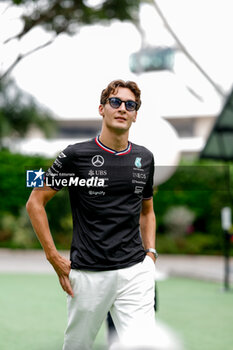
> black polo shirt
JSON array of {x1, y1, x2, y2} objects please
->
[{"x1": 46, "y1": 136, "x2": 154, "y2": 271}]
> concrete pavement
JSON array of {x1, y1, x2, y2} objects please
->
[
  {"x1": 156, "y1": 254, "x2": 233, "y2": 283},
  {"x1": 0, "y1": 249, "x2": 233, "y2": 284}
]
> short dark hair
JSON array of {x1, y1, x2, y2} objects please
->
[{"x1": 100, "y1": 79, "x2": 141, "y2": 110}]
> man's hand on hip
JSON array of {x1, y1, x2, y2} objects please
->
[
  {"x1": 146, "y1": 252, "x2": 156, "y2": 263},
  {"x1": 48, "y1": 253, "x2": 74, "y2": 298}
]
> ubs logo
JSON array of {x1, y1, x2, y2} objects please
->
[{"x1": 92, "y1": 155, "x2": 104, "y2": 167}]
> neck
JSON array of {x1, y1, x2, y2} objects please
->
[{"x1": 99, "y1": 127, "x2": 129, "y2": 152}]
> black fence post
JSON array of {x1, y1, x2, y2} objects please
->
[
  {"x1": 221, "y1": 207, "x2": 232, "y2": 291},
  {"x1": 223, "y1": 230, "x2": 231, "y2": 291}
]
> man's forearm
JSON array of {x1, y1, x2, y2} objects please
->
[
  {"x1": 26, "y1": 200, "x2": 58, "y2": 261},
  {"x1": 140, "y1": 211, "x2": 156, "y2": 248},
  {"x1": 140, "y1": 211, "x2": 156, "y2": 262},
  {"x1": 26, "y1": 188, "x2": 74, "y2": 297}
]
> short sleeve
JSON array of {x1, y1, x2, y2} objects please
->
[
  {"x1": 142, "y1": 155, "x2": 154, "y2": 200},
  {"x1": 45, "y1": 146, "x2": 73, "y2": 191}
]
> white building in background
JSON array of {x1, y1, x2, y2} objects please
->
[{"x1": 163, "y1": 113, "x2": 217, "y2": 158}]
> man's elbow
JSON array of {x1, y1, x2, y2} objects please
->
[
  {"x1": 26, "y1": 194, "x2": 41, "y2": 215},
  {"x1": 26, "y1": 197, "x2": 34, "y2": 215},
  {"x1": 141, "y1": 208, "x2": 155, "y2": 219}
]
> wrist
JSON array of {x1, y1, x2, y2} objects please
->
[
  {"x1": 46, "y1": 249, "x2": 59, "y2": 263},
  {"x1": 145, "y1": 248, "x2": 158, "y2": 259}
]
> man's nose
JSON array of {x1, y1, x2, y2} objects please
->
[{"x1": 118, "y1": 101, "x2": 126, "y2": 111}]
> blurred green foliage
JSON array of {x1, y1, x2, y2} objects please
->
[
  {"x1": 0, "y1": 150, "x2": 232, "y2": 254},
  {"x1": 1, "y1": 0, "x2": 144, "y2": 81},
  {"x1": 9, "y1": 0, "x2": 142, "y2": 38},
  {"x1": 0, "y1": 79, "x2": 56, "y2": 148},
  {"x1": 163, "y1": 205, "x2": 195, "y2": 237},
  {"x1": 0, "y1": 149, "x2": 72, "y2": 249},
  {"x1": 154, "y1": 159, "x2": 233, "y2": 254}
]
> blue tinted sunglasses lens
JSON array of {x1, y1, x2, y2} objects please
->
[
  {"x1": 109, "y1": 98, "x2": 121, "y2": 108},
  {"x1": 125, "y1": 101, "x2": 137, "y2": 111}
]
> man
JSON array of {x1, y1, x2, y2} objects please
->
[{"x1": 26, "y1": 79, "x2": 158, "y2": 349}]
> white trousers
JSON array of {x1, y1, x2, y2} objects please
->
[{"x1": 62, "y1": 255, "x2": 157, "y2": 350}]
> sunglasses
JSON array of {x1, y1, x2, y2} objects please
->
[{"x1": 108, "y1": 97, "x2": 138, "y2": 111}]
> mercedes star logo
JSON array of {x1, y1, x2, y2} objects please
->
[{"x1": 92, "y1": 155, "x2": 104, "y2": 167}]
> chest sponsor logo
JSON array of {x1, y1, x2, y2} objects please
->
[
  {"x1": 134, "y1": 186, "x2": 143, "y2": 194},
  {"x1": 134, "y1": 157, "x2": 142, "y2": 168},
  {"x1": 54, "y1": 159, "x2": 62, "y2": 168},
  {"x1": 133, "y1": 172, "x2": 146, "y2": 179},
  {"x1": 89, "y1": 169, "x2": 107, "y2": 176},
  {"x1": 88, "y1": 190, "x2": 105, "y2": 196},
  {"x1": 92, "y1": 155, "x2": 104, "y2": 167}
]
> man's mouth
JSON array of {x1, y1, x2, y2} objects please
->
[{"x1": 115, "y1": 117, "x2": 126, "y2": 121}]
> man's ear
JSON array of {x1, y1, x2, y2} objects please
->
[{"x1": 99, "y1": 104, "x2": 104, "y2": 117}]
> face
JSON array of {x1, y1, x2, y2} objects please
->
[{"x1": 99, "y1": 87, "x2": 137, "y2": 133}]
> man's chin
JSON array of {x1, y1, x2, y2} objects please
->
[
  {"x1": 113, "y1": 121, "x2": 132, "y2": 131},
  {"x1": 112, "y1": 125, "x2": 130, "y2": 134}
]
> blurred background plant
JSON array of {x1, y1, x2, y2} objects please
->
[
  {"x1": 0, "y1": 149, "x2": 72, "y2": 249},
  {"x1": 154, "y1": 158, "x2": 232, "y2": 255},
  {"x1": 0, "y1": 0, "x2": 142, "y2": 81},
  {"x1": 0, "y1": 208, "x2": 38, "y2": 248},
  {"x1": 0, "y1": 78, "x2": 56, "y2": 150},
  {"x1": 163, "y1": 205, "x2": 195, "y2": 237}
]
